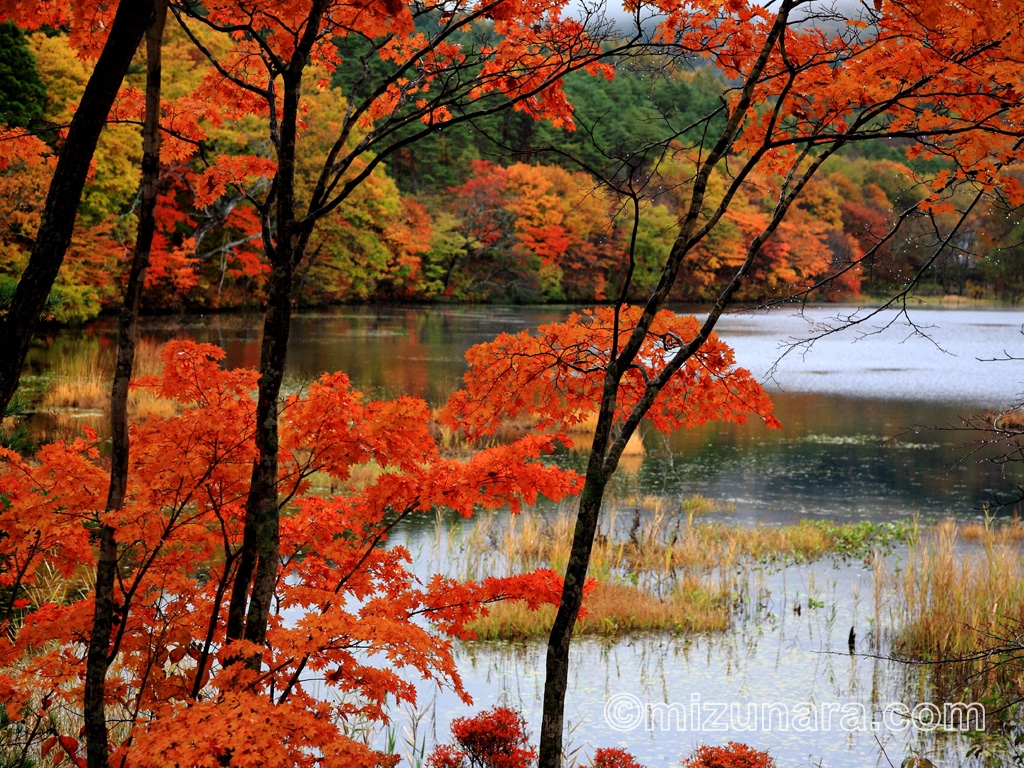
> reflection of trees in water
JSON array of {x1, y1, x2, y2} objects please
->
[{"x1": 27, "y1": 307, "x2": 1024, "y2": 520}]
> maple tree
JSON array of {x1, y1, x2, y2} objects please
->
[
  {"x1": 681, "y1": 742, "x2": 775, "y2": 768},
  {"x1": 83, "y1": 4, "x2": 169, "y2": 767},
  {"x1": 3, "y1": 0, "x2": 1024, "y2": 766},
  {"x1": 427, "y1": 708, "x2": 647, "y2": 768},
  {"x1": 0, "y1": 340, "x2": 583, "y2": 767},
  {"x1": 154, "y1": 3, "x2": 625, "y2": 745},
  {"x1": 1, "y1": 5, "x2": 623, "y2": 761}
]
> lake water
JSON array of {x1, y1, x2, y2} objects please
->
[
  {"x1": 33, "y1": 304, "x2": 1024, "y2": 520},
  {"x1": 29, "y1": 304, "x2": 1024, "y2": 766}
]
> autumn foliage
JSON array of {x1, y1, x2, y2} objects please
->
[
  {"x1": 6, "y1": 0, "x2": 1024, "y2": 763},
  {"x1": 680, "y1": 741, "x2": 776, "y2": 768},
  {"x1": 426, "y1": 708, "x2": 647, "y2": 768},
  {"x1": 0, "y1": 312, "x2": 777, "y2": 763},
  {"x1": 0, "y1": 341, "x2": 583, "y2": 767},
  {"x1": 428, "y1": 707, "x2": 538, "y2": 768},
  {"x1": 442, "y1": 306, "x2": 781, "y2": 440},
  {"x1": 591, "y1": 748, "x2": 646, "y2": 768},
  {"x1": 5, "y1": 0, "x2": 1024, "y2": 321}
]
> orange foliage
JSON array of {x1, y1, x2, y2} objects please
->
[
  {"x1": 0, "y1": 341, "x2": 583, "y2": 766},
  {"x1": 428, "y1": 707, "x2": 538, "y2": 768},
  {"x1": 681, "y1": 742, "x2": 775, "y2": 768},
  {"x1": 443, "y1": 306, "x2": 780, "y2": 440},
  {"x1": 445, "y1": 161, "x2": 617, "y2": 301},
  {"x1": 593, "y1": 748, "x2": 646, "y2": 768}
]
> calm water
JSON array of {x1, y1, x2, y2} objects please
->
[
  {"x1": 30, "y1": 304, "x2": 1024, "y2": 520},
  {"x1": 28, "y1": 304, "x2": 1024, "y2": 766}
]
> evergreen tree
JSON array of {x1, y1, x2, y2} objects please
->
[{"x1": 0, "y1": 21, "x2": 46, "y2": 129}]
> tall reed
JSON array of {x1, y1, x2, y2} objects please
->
[
  {"x1": 41, "y1": 338, "x2": 176, "y2": 419},
  {"x1": 888, "y1": 520, "x2": 1024, "y2": 660}
]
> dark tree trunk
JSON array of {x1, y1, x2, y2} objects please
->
[
  {"x1": 537, "y1": 480, "x2": 607, "y2": 767},
  {"x1": 228, "y1": 254, "x2": 293, "y2": 652},
  {"x1": 535, "y1": 9, "x2": 792, "y2": 761},
  {"x1": 0, "y1": 0, "x2": 156, "y2": 419},
  {"x1": 84, "y1": 4, "x2": 166, "y2": 766},
  {"x1": 226, "y1": 67, "x2": 303, "y2": 655},
  {"x1": 538, "y1": 394, "x2": 616, "y2": 768},
  {"x1": 223, "y1": 0, "x2": 334, "y2": 664}
]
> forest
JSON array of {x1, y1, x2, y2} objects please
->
[{"x1": 3, "y1": 16, "x2": 1024, "y2": 323}]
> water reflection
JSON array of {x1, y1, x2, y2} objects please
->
[{"x1": 27, "y1": 305, "x2": 1024, "y2": 519}]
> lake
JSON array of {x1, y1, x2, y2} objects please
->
[
  {"x1": 27, "y1": 303, "x2": 1024, "y2": 766},
  {"x1": 31, "y1": 303, "x2": 1024, "y2": 520}
]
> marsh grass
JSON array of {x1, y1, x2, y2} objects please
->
[
  {"x1": 882, "y1": 519, "x2": 1024, "y2": 714},
  {"x1": 959, "y1": 516, "x2": 1024, "y2": 544},
  {"x1": 469, "y1": 579, "x2": 731, "y2": 640},
  {"x1": 456, "y1": 505, "x2": 913, "y2": 640},
  {"x1": 500, "y1": 505, "x2": 914, "y2": 579},
  {"x1": 305, "y1": 463, "x2": 390, "y2": 496},
  {"x1": 889, "y1": 520, "x2": 1024, "y2": 660},
  {"x1": 39, "y1": 339, "x2": 178, "y2": 422},
  {"x1": 562, "y1": 412, "x2": 645, "y2": 456},
  {"x1": 427, "y1": 409, "x2": 645, "y2": 459},
  {"x1": 42, "y1": 343, "x2": 110, "y2": 410},
  {"x1": 22, "y1": 560, "x2": 94, "y2": 609}
]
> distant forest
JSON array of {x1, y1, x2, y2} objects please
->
[{"x1": 2, "y1": 19, "x2": 1023, "y2": 322}]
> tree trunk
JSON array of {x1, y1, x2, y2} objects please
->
[
  {"x1": 537, "y1": 479, "x2": 607, "y2": 767},
  {"x1": 235, "y1": 256, "x2": 293, "y2": 651},
  {"x1": 226, "y1": 67, "x2": 303, "y2": 656},
  {"x1": 538, "y1": 393, "x2": 617, "y2": 768},
  {"x1": 84, "y1": 4, "x2": 166, "y2": 766},
  {"x1": 0, "y1": 0, "x2": 156, "y2": 418}
]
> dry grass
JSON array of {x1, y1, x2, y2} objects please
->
[
  {"x1": 40, "y1": 339, "x2": 178, "y2": 421},
  {"x1": 42, "y1": 356, "x2": 108, "y2": 409},
  {"x1": 958, "y1": 516, "x2": 1024, "y2": 543},
  {"x1": 428, "y1": 409, "x2": 645, "y2": 457},
  {"x1": 449, "y1": 505, "x2": 912, "y2": 641},
  {"x1": 468, "y1": 579, "x2": 731, "y2": 640},
  {"x1": 888, "y1": 520, "x2": 1024, "y2": 660},
  {"x1": 993, "y1": 409, "x2": 1024, "y2": 429},
  {"x1": 501, "y1": 505, "x2": 911, "y2": 581},
  {"x1": 305, "y1": 462, "x2": 391, "y2": 496},
  {"x1": 562, "y1": 412, "x2": 645, "y2": 456}
]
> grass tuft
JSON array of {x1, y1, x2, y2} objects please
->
[
  {"x1": 889, "y1": 520, "x2": 1024, "y2": 660},
  {"x1": 40, "y1": 339, "x2": 178, "y2": 421},
  {"x1": 452, "y1": 505, "x2": 913, "y2": 640},
  {"x1": 469, "y1": 579, "x2": 731, "y2": 640}
]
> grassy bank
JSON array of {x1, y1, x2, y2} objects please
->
[
  {"x1": 471, "y1": 579, "x2": 732, "y2": 640},
  {"x1": 874, "y1": 518, "x2": 1024, "y2": 720},
  {"x1": 455, "y1": 505, "x2": 915, "y2": 640},
  {"x1": 10, "y1": 340, "x2": 180, "y2": 445}
]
